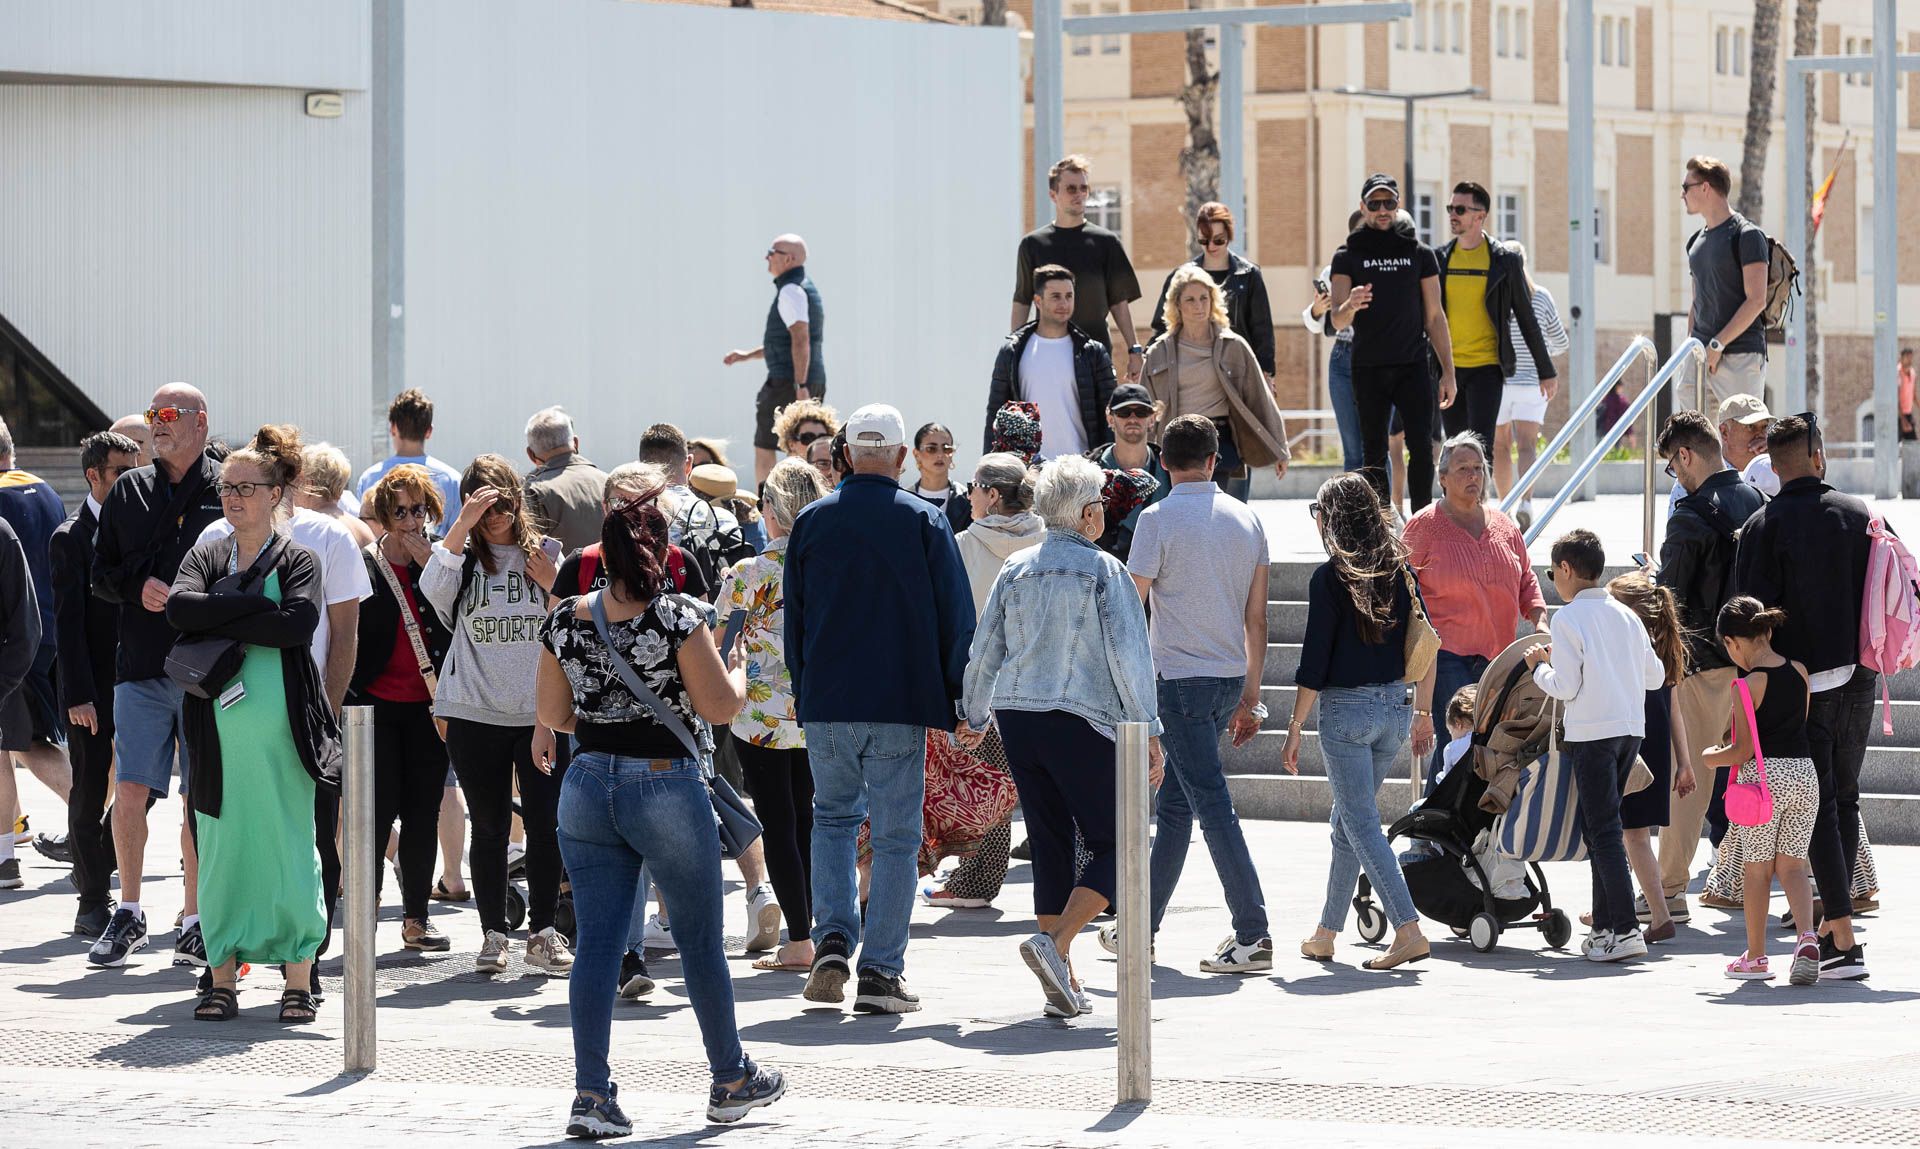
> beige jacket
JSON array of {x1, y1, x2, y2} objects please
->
[
  {"x1": 1140, "y1": 323, "x2": 1290, "y2": 468},
  {"x1": 957, "y1": 512, "x2": 1046, "y2": 616},
  {"x1": 525, "y1": 452, "x2": 610, "y2": 554},
  {"x1": 1471, "y1": 633, "x2": 1556, "y2": 814}
]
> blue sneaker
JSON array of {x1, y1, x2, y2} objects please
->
[
  {"x1": 566, "y1": 1084, "x2": 631, "y2": 1140},
  {"x1": 707, "y1": 1060, "x2": 786, "y2": 1124}
]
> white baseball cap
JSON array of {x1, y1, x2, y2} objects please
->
[{"x1": 845, "y1": 404, "x2": 906, "y2": 449}]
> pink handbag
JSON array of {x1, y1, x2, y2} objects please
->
[{"x1": 1725, "y1": 678, "x2": 1775, "y2": 828}]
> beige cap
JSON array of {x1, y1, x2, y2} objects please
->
[
  {"x1": 689, "y1": 463, "x2": 738, "y2": 500},
  {"x1": 1715, "y1": 393, "x2": 1772, "y2": 426}
]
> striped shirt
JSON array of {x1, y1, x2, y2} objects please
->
[{"x1": 1507, "y1": 284, "x2": 1569, "y2": 385}]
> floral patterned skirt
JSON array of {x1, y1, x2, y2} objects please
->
[{"x1": 858, "y1": 729, "x2": 1020, "y2": 876}]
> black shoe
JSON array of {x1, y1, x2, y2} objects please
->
[
  {"x1": 852, "y1": 970, "x2": 921, "y2": 1015},
  {"x1": 1780, "y1": 901, "x2": 1825, "y2": 933},
  {"x1": 618, "y1": 950, "x2": 655, "y2": 1000},
  {"x1": 174, "y1": 921, "x2": 208, "y2": 968},
  {"x1": 1010, "y1": 838, "x2": 1033, "y2": 862},
  {"x1": 803, "y1": 933, "x2": 852, "y2": 1004},
  {"x1": 87, "y1": 907, "x2": 149, "y2": 967},
  {"x1": 566, "y1": 1082, "x2": 632, "y2": 1140},
  {"x1": 73, "y1": 902, "x2": 115, "y2": 938},
  {"x1": 32, "y1": 833, "x2": 71, "y2": 865},
  {"x1": 707, "y1": 1059, "x2": 786, "y2": 1123},
  {"x1": 1818, "y1": 937, "x2": 1869, "y2": 981},
  {"x1": 0, "y1": 858, "x2": 19, "y2": 890}
]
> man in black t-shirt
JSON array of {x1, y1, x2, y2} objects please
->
[
  {"x1": 1682, "y1": 155, "x2": 1771, "y2": 406},
  {"x1": 1328, "y1": 173, "x2": 1457, "y2": 511},
  {"x1": 1012, "y1": 155, "x2": 1145, "y2": 384}
]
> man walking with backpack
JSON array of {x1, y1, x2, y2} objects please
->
[{"x1": 1682, "y1": 156, "x2": 1773, "y2": 406}]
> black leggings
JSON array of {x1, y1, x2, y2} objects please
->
[
  {"x1": 370, "y1": 698, "x2": 447, "y2": 921},
  {"x1": 1354, "y1": 360, "x2": 1436, "y2": 511},
  {"x1": 1441, "y1": 364, "x2": 1506, "y2": 460},
  {"x1": 445, "y1": 717, "x2": 563, "y2": 935},
  {"x1": 735, "y1": 740, "x2": 814, "y2": 941},
  {"x1": 995, "y1": 709, "x2": 1117, "y2": 916}
]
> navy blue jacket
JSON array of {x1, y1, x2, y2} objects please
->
[
  {"x1": 0, "y1": 469, "x2": 66, "y2": 644},
  {"x1": 784, "y1": 473, "x2": 975, "y2": 729}
]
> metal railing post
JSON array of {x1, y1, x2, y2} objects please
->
[
  {"x1": 1499, "y1": 335, "x2": 1656, "y2": 515},
  {"x1": 1641, "y1": 371, "x2": 1658, "y2": 559},
  {"x1": 343, "y1": 706, "x2": 377, "y2": 1073},
  {"x1": 1115, "y1": 721, "x2": 1152, "y2": 1104}
]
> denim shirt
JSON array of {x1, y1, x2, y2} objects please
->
[{"x1": 962, "y1": 528, "x2": 1162, "y2": 738}]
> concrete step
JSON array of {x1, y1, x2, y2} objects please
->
[
  {"x1": 1267, "y1": 560, "x2": 1634, "y2": 604},
  {"x1": 1266, "y1": 599, "x2": 1563, "y2": 640}
]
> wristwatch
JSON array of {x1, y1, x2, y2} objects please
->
[
  {"x1": 1128, "y1": 344, "x2": 1146, "y2": 356},
  {"x1": 1412, "y1": 708, "x2": 1432, "y2": 718},
  {"x1": 1707, "y1": 337, "x2": 1725, "y2": 353}
]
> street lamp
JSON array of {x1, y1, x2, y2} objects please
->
[{"x1": 1332, "y1": 85, "x2": 1484, "y2": 216}]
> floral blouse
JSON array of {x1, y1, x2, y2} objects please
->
[
  {"x1": 540, "y1": 591, "x2": 718, "y2": 761},
  {"x1": 723, "y1": 537, "x2": 803, "y2": 749}
]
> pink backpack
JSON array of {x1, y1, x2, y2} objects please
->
[{"x1": 1859, "y1": 517, "x2": 1920, "y2": 734}]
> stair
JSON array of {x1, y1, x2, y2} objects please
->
[
  {"x1": 1232, "y1": 560, "x2": 1920, "y2": 846},
  {"x1": 12, "y1": 447, "x2": 83, "y2": 511}
]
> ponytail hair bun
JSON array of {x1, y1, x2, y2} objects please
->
[
  {"x1": 1716, "y1": 595, "x2": 1787, "y2": 640},
  {"x1": 227, "y1": 423, "x2": 305, "y2": 490}
]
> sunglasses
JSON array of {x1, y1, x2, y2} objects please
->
[
  {"x1": 217, "y1": 481, "x2": 270, "y2": 498},
  {"x1": 145, "y1": 405, "x2": 200, "y2": 425},
  {"x1": 795, "y1": 429, "x2": 829, "y2": 447},
  {"x1": 389, "y1": 504, "x2": 429, "y2": 521},
  {"x1": 1680, "y1": 181, "x2": 1704, "y2": 194},
  {"x1": 1307, "y1": 502, "x2": 1321, "y2": 519},
  {"x1": 1112, "y1": 405, "x2": 1155, "y2": 418},
  {"x1": 1365, "y1": 197, "x2": 1398, "y2": 211},
  {"x1": 1446, "y1": 204, "x2": 1481, "y2": 216},
  {"x1": 1200, "y1": 234, "x2": 1230, "y2": 247},
  {"x1": 765, "y1": 247, "x2": 790, "y2": 259}
]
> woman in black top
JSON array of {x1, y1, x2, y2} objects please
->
[
  {"x1": 1147, "y1": 201, "x2": 1277, "y2": 379},
  {"x1": 904, "y1": 422, "x2": 971, "y2": 535},
  {"x1": 535, "y1": 489, "x2": 785, "y2": 1135},
  {"x1": 1282, "y1": 473, "x2": 1430, "y2": 971}
]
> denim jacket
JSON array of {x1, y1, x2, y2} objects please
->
[{"x1": 962, "y1": 528, "x2": 1161, "y2": 737}]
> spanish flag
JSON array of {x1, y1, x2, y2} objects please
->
[{"x1": 1811, "y1": 131, "x2": 1852, "y2": 235}]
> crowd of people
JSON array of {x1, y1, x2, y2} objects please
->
[{"x1": 0, "y1": 148, "x2": 1898, "y2": 1140}]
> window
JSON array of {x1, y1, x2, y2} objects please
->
[
  {"x1": 1415, "y1": 187, "x2": 1440, "y2": 246},
  {"x1": 1515, "y1": 9, "x2": 1528, "y2": 57},
  {"x1": 1451, "y1": 3, "x2": 1464, "y2": 53},
  {"x1": 1099, "y1": 1, "x2": 1121, "y2": 55},
  {"x1": 1414, "y1": 0, "x2": 1427, "y2": 49},
  {"x1": 1715, "y1": 27, "x2": 1728, "y2": 74},
  {"x1": 1594, "y1": 192, "x2": 1612, "y2": 265},
  {"x1": 1496, "y1": 191, "x2": 1524, "y2": 243},
  {"x1": 1732, "y1": 28, "x2": 1746, "y2": 75},
  {"x1": 1496, "y1": 6, "x2": 1509, "y2": 56},
  {"x1": 1617, "y1": 15, "x2": 1630, "y2": 67},
  {"x1": 1863, "y1": 39, "x2": 1872, "y2": 86},
  {"x1": 1600, "y1": 16, "x2": 1614, "y2": 66},
  {"x1": 1861, "y1": 205, "x2": 1875, "y2": 280},
  {"x1": 1070, "y1": 2, "x2": 1091, "y2": 55},
  {"x1": 1086, "y1": 186, "x2": 1123, "y2": 234},
  {"x1": 1845, "y1": 37, "x2": 1856, "y2": 84},
  {"x1": 1395, "y1": 13, "x2": 1408, "y2": 49},
  {"x1": 1431, "y1": 1, "x2": 1445, "y2": 52}
]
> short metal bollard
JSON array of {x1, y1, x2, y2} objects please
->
[
  {"x1": 342, "y1": 706, "x2": 377, "y2": 1073},
  {"x1": 1115, "y1": 721, "x2": 1153, "y2": 1104}
]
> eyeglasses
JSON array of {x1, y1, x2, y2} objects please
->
[
  {"x1": 1200, "y1": 234, "x2": 1230, "y2": 248},
  {"x1": 1446, "y1": 204, "x2": 1481, "y2": 216},
  {"x1": 1680, "y1": 181, "x2": 1704, "y2": 194},
  {"x1": 765, "y1": 247, "x2": 790, "y2": 259},
  {"x1": 1307, "y1": 502, "x2": 1321, "y2": 519},
  {"x1": 216, "y1": 481, "x2": 269, "y2": 498},
  {"x1": 918, "y1": 443, "x2": 956, "y2": 455},
  {"x1": 389, "y1": 504, "x2": 428, "y2": 521},
  {"x1": 795, "y1": 429, "x2": 829, "y2": 447},
  {"x1": 1365, "y1": 197, "x2": 1398, "y2": 211},
  {"x1": 145, "y1": 406, "x2": 201, "y2": 425}
]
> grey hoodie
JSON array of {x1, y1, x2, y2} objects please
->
[
  {"x1": 957, "y1": 512, "x2": 1046, "y2": 616},
  {"x1": 419, "y1": 541, "x2": 549, "y2": 727}
]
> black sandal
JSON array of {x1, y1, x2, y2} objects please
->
[
  {"x1": 278, "y1": 988, "x2": 320, "y2": 1024},
  {"x1": 432, "y1": 879, "x2": 472, "y2": 903},
  {"x1": 194, "y1": 986, "x2": 238, "y2": 1021}
]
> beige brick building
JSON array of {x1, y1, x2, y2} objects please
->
[{"x1": 917, "y1": 0, "x2": 1920, "y2": 448}]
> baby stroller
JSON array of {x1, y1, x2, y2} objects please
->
[{"x1": 1349, "y1": 739, "x2": 1573, "y2": 954}]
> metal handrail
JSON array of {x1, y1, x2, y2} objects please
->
[
  {"x1": 1522, "y1": 339, "x2": 1709, "y2": 553},
  {"x1": 1499, "y1": 334, "x2": 1658, "y2": 514}
]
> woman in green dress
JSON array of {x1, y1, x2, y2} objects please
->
[{"x1": 168, "y1": 425, "x2": 341, "y2": 1022}]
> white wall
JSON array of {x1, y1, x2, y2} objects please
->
[
  {"x1": 403, "y1": 0, "x2": 1022, "y2": 475},
  {"x1": 0, "y1": 0, "x2": 367, "y2": 89}
]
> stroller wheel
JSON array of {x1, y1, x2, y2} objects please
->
[
  {"x1": 505, "y1": 883, "x2": 529, "y2": 932},
  {"x1": 1450, "y1": 925, "x2": 1470, "y2": 939},
  {"x1": 1541, "y1": 909, "x2": 1574, "y2": 950},
  {"x1": 1355, "y1": 902, "x2": 1388, "y2": 944},
  {"x1": 1468, "y1": 912, "x2": 1500, "y2": 953}
]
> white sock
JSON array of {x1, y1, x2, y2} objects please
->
[
  {"x1": 0, "y1": 837, "x2": 13, "y2": 862},
  {"x1": 182, "y1": 914, "x2": 200, "y2": 931},
  {"x1": 122, "y1": 900, "x2": 142, "y2": 919}
]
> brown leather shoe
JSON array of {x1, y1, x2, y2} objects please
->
[
  {"x1": 1300, "y1": 935, "x2": 1335, "y2": 961},
  {"x1": 1361, "y1": 936, "x2": 1430, "y2": 970},
  {"x1": 1643, "y1": 919, "x2": 1677, "y2": 944}
]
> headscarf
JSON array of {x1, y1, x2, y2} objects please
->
[
  {"x1": 991, "y1": 401, "x2": 1043, "y2": 464},
  {"x1": 1101, "y1": 468, "x2": 1160, "y2": 523}
]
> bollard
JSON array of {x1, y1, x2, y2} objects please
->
[
  {"x1": 1114, "y1": 721, "x2": 1152, "y2": 1104},
  {"x1": 342, "y1": 706, "x2": 377, "y2": 1073}
]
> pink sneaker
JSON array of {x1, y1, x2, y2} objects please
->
[{"x1": 1725, "y1": 953, "x2": 1773, "y2": 980}]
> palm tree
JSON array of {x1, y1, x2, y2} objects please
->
[
  {"x1": 1177, "y1": 5, "x2": 1220, "y2": 249},
  {"x1": 1793, "y1": 0, "x2": 1822, "y2": 412},
  {"x1": 982, "y1": 0, "x2": 1005, "y2": 26},
  {"x1": 1735, "y1": 0, "x2": 1783, "y2": 221}
]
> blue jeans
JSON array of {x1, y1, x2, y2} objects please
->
[
  {"x1": 557, "y1": 754, "x2": 746, "y2": 1093},
  {"x1": 1148, "y1": 676, "x2": 1269, "y2": 943},
  {"x1": 1316, "y1": 684, "x2": 1417, "y2": 931},
  {"x1": 1214, "y1": 419, "x2": 1251, "y2": 503},
  {"x1": 807, "y1": 721, "x2": 926, "y2": 978},
  {"x1": 1563, "y1": 736, "x2": 1641, "y2": 936},
  {"x1": 1327, "y1": 340, "x2": 1362, "y2": 472},
  {"x1": 1425, "y1": 650, "x2": 1489, "y2": 794}
]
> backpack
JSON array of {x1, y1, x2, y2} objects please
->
[
  {"x1": 1687, "y1": 219, "x2": 1801, "y2": 332},
  {"x1": 576, "y1": 543, "x2": 686, "y2": 596},
  {"x1": 1859, "y1": 517, "x2": 1920, "y2": 734}
]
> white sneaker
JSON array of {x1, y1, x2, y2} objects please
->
[
  {"x1": 476, "y1": 929, "x2": 511, "y2": 973},
  {"x1": 1586, "y1": 928, "x2": 1647, "y2": 963},
  {"x1": 505, "y1": 839, "x2": 528, "y2": 871},
  {"x1": 1199, "y1": 935, "x2": 1274, "y2": 974},
  {"x1": 525, "y1": 926, "x2": 575, "y2": 975},
  {"x1": 1042, "y1": 983, "x2": 1091, "y2": 1018},
  {"x1": 1580, "y1": 929, "x2": 1611, "y2": 956},
  {"x1": 642, "y1": 913, "x2": 676, "y2": 953},
  {"x1": 1095, "y1": 922, "x2": 1154, "y2": 961},
  {"x1": 744, "y1": 885, "x2": 781, "y2": 953},
  {"x1": 919, "y1": 883, "x2": 990, "y2": 909}
]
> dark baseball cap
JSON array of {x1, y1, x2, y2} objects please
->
[
  {"x1": 1360, "y1": 173, "x2": 1399, "y2": 201},
  {"x1": 1108, "y1": 383, "x2": 1155, "y2": 413}
]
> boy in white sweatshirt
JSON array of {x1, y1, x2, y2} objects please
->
[{"x1": 1524, "y1": 529, "x2": 1667, "y2": 963}]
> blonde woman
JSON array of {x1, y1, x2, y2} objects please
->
[
  {"x1": 770, "y1": 400, "x2": 839, "y2": 466},
  {"x1": 1141, "y1": 266, "x2": 1290, "y2": 502},
  {"x1": 296, "y1": 442, "x2": 376, "y2": 547}
]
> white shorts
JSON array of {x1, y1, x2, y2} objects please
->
[{"x1": 1497, "y1": 381, "x2": 1549, "y2": 426}]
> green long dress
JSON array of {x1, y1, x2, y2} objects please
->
[{"x1": 193, "y1": 571, "x2": 328, "y2": 969}]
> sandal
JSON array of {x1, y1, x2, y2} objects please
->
[
  {"x1": 432, "y1": 879, "x2": 472, "y2": 903},
  {"x1": 194, "y1": 986, "x2": 238, "y2": 1021},
  {"x1": 279, "y1": 988, "x2": 320, "y2": 1024},
  {"x1": 751, "y1": 956, "x2": 813, "y2": 972},
  {"x1": 1724, "y1": 953, "x2": 1773, "y2": 980}
]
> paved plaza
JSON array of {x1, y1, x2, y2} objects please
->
[{"x1": 4, "y1": 780, "x2": 1920, "y2": 1147}]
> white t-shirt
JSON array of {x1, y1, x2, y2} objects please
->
[
  {"x1": 198, "y1": 507, "x2": 373, "y2": 678},
  {"x1": 776, "y1": 283, "x2": 810, "y2": 327},
  {"x1": 1019, "y1": 334, "x2": 1088, "y2": 460}
]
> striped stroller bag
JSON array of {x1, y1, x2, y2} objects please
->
[{"x1": 1494, "y1": 703, "x2": 1588, "y2": 863}]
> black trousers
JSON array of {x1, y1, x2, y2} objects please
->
[
  {"x1": 315, "y1": 786, "x2": 341, "y2": 958},
  {"x1": 445, "y1": 716, "x2": 563, "y2": 935},
  {"x1": 995, "y1": 708, "x2": 1117, "y2": 916},
  {"x1": 64, "y1": 710, "x2": 117, "y2": 910},
  {"x1": 371, "y1": 698, "x2": 447, "y2": 921},
  {"x1": 1353, "y1": 360, "x2": 1436, "y2": 511},
  {"x1": 1441, "y1": 364, "x2": 1507, "y2": 459},
  {"x1": 1805, "y1": 668, "x2": 1877, "y2": 921},
  {"x1": 735, "y1": 740, "x2": 814, "y2": 941}
]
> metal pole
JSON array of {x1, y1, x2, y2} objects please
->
[
  {"x1": 1785, "y1": 58, "x2": 1810, "y2": 416},
  {"x1": 1641, "y1": 365, "x2": 1657, "y2": 558},
  {"x1": 1033, "y1": 0, "x2": 1065, "y2": 233},
  {"x1": 370, "y1": 0, "x2": 405, "y2": 465},
  {"x1": 343, "y1": 706, "x2": 377, "y2": 1073},
  {"x1": 1567, "y1": 0, "x2": 1596, "y2": 502},
  {"x1": 1402, "y1": 96, "x2": 1415, "y2": 206},
  {"x1": 1219, "y1": 24, "x2": 1245, "y2": 232},
  {"x1": 1871, "y1": 0, "x2": 1898, "y2": 497},
  {"x1": 1115, "y1": 721, "x2": 1152, "y2": 1104}
]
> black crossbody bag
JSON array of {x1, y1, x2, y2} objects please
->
[{"x1": 165, "y1": 535, "x2": 284, "y2": 699}]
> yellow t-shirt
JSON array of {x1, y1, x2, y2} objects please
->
[{"x1": 1445, "y1": 241, "x2": 1499, "y2": 369}]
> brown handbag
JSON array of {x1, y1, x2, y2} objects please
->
[{"x1": 1402, "y1": 565, "x2": 1442, "y2": 683}]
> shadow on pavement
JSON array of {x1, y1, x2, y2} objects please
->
[
  {"x1": 0, "y1": 932, "x2": 100, "y2": 967},
  {"x1": 736, "y1": 1011, "x2": 1120, "y2": 1056}
]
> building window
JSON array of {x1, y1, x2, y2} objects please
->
[
  {"x1": 1451, "y1": 3, "x2": 1464, "y2": 53},
  {"x1": 1496, "y1": 191, "x2": 1524, "y2": 243},
  {"x1": 1860, "y1": 205, "x2": 1875, "y2": 280},
  {"x1": 1715, "y1": 27, "x2": 1728, "y2": 74},
  {"x1": 1395, "y1": 13, "x2": 1408, "y2": 49},
  {"x1": 1732, "y1": 28, "x2": 1746, "y2": 75},
  {"x1": 1414, "y1": 0, "x2": 1428, "y2": 49},
  {"x1": 1432, "y1": 1, "x2": 1445, "y2": 52},
  {"x1": 1496, "y1": 6, "x2": 1509, "y2": 57},
  {"x1": 1863, "y1": 39, "x2": 1872, "y2": 86},
  {"x1": 1515, "y1": 9, "x2": 1528, "y2": 57},
  {"x1": 1100, "y1": 1, "x2": 1121, "y2": 54},
  {"x1": 1845, "y1": 37, "x2": 1856, "y2": 84},
  {"x1": 1086, "y1": 186, "x2": 1123, "y2": 234},
  {"x1": 1594, "y1": 192, "x2": 1612, "y2": 265},
  {"x1": 1070, "y1": 2, "x2": 1091, "y2": 55},
  {"x1": 1600, "y1": 16, "x2": 1614, "y2": 66},
  {"x1": 1617, "y1": 15, "x2": 1630, "y2": 67},
  {"x1": 1415, "y1": 187, "x2": 1440, "y2": 246}
]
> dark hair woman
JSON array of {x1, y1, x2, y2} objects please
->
[
  {"x1": 537, "y1": 490, "x2": 785, "y2": 1136},
  {"x1": 168, "y1": 425, "x2": 340, "y2": 1022},
  {"x1": 1284, "y1": 472, "x2": 1430, "y2": 971},
  {"x1": 348, "y1": 464, "x2": 453, "y2": 953},
  {"x1": 905, "y1": 422, "x2": 972, "y2": 534}
]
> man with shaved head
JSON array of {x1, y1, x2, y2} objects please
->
[
  {"x1": 724, "y1": 233, "x2": 827, "y2": 484},
  {"x1": 86, "y1": 382, "x2": 226, "y2": 970}
]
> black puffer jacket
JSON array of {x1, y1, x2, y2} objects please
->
[{"x1": 984, "y1": 321, "x2": 1117, "y2": 454}]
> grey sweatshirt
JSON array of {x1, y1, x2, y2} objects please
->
[{"x1": 420, "y1": 541, "x2": 548, "y2": 727}]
